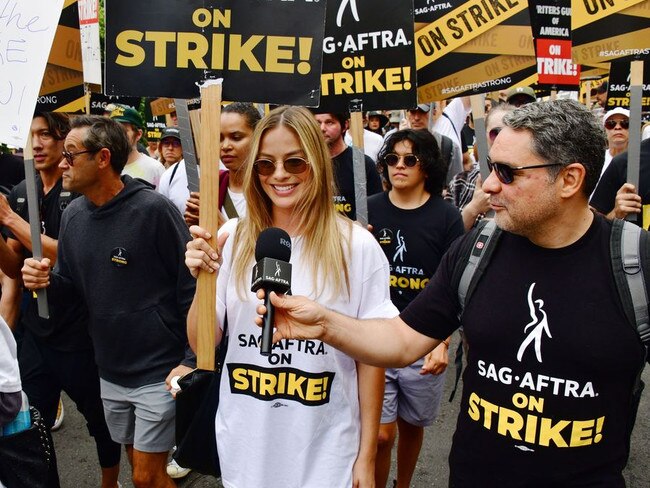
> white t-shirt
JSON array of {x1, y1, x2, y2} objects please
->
[
  {"x1": 158, "y1": 160, "x2": 191, "y2": 215},
  {"x1": 433, "y1": 97, "x2": 470, "y2": 150},
  {"x1": 215, "y1": 219, "x2": 398, "y2": 488},
  {"x1": 122, "y1": 154, "x2": 165, "y2": 189},
  {"x1": 158, "y1": 163, "x2": 246, "y2": 219},
  {"x1": 0, "y1": 317, "x2": 20, "y2": 394}
]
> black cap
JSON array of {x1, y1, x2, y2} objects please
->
[
  {"x1": 255, "y1": 227, "x2": 292, "y2": 262},
  {"x1": 160, "y1": 126, "x2": 181, "y2": 141}
]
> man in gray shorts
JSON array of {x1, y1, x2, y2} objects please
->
[
  {"x1": 368, "y1": 128, "x2": 464, "y2": 487},
  {"x1": 22, "y1": 115, "x2": 195, "y2": 488}
]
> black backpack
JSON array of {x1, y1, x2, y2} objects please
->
[{"x1": 448, "y1": 218, "x2": 649, "y2": 400}]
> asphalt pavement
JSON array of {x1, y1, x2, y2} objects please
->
[{"x1": 53, "y1": 348, "x2": 650, "y2": 487}]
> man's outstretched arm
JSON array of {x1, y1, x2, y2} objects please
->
[{"x1": 256, "y1": 291, "x2": 440, "y2": 368}]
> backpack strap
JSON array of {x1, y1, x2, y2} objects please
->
[
  {"x1": 448, "y1": 219, "x2": 501, "y2": 401},
  {"x1": 456, "y1": 219, "x2": 502, "y2": 314},
  {"x1": 610, "y1": 219, "x2": 650, "y2": 350}
]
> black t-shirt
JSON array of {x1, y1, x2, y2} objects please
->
[
  {"x1": 7, "y1": 177, "x2": 90, "y2": 351},
  {"x1": 401, "y1": 214, "x2": 645, "y2": 487},
  {"x1": 590, "y1": 139, "x2": 650, "y2": 228},
  {"x1": 368, "y1": 192, "x2": 463, "y2": 311},
  {"x1": 332, "y1": 146, "x2": 383, "y2": 220}
]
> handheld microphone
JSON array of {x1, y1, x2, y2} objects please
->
[{"x1": 251, "y1": 227, "x2": 292, "y2": 355}]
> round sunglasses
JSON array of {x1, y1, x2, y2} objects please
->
[
  {"x1": 487, "y1": 157, "x2": 563, "y2": 184},
  {"x1": 383, "y1": 153, "x2": 420, "y2": 167},
  {"x1": 604, "y1": 119, "x2": 629, "y2": 130},
  {"x1": 253, "y1": 157, "x2": 310, "y2": 176}
]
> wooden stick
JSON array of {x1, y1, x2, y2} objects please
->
[
  {"x1": 196, "y1": 81, "x2": 222, "y2": 370},
  {"x1": 626, "y1": 60, "x2": 644, "y2": 225}
]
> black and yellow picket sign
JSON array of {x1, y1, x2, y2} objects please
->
[
  {"x1": 37, "y1": 0, "x2": 86, "y2": 114},
  {"x1": 415, "y1": 0, "x2": 537, "y2": 101},
  {"x1": 607, "y1": 60, "x2": 650, "y2": 111},
  {"x1": 105, "y1": 0, "x2": 326, "y2": 106},
  {"x1": 572, "y1": 0, "x2": 650, "y2": 65},
  {"x1": 315, "y1": 0, "x2": 416, "y2": 113}
]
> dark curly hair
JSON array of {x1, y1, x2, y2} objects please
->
[{"x1": 377, "y1": 129, "x2": 446, "y2": 195}]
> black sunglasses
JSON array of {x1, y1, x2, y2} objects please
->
[
  {"x1": 487, "y1": 157, "x2": 564, "y2": 185},
  {"x1": 604, "y1": 119, "x2": 629, "y2": 130},
  {"x1": 253, "y1": 157, "x2": 310, "y2": 176},
  {"x1": 383, "y1": 153, "x2": 420, "y2": 167},
  {"x1": 488, "y1": 127, "x2": 502, "y2": 143},
  {"x1": 62, "y1": 149, "x2": 99, "y2": 166}
]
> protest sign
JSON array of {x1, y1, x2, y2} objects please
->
[
  {"x1": 315, "y1": 0, "x2": 417, "y2": 113},
  {"x1": 78, "y1": 0, "x2": 101, "y2": 86},
  {"x1": 105, "y1": 0, "x2": 326, "y2": 106},
  {"x1": 606, "y1": 60, "x2": 650, "y2": 112},
  {"x1": 528, "y1": 0, "x2": 579, "y2": 88},
  {"x1": 572, "y1": 0, "x2": 650, "y2": 65},
  {"x1": 36, "y1": 0, "x2": 85, "y2": 114},
  {"x1": 0, "y1": 0, "x2": 64, "y2": 147},
  {"x1": 88, "y1": 92, "x2": 141, "y2": 115},
  {"x1": 415, "y1": 0, "x2": 537, "y2": 101}
]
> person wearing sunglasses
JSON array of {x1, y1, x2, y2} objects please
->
[
  {"x1": 0, "y1": 112, "x2": 123, "y2": 487},
  {"x1": 369, "y1": 129, "x2": 463, "y2": 488},
  {"x1": 258, "y1": 99, "x2": 647, "y2": 488},
  {"x1": 590, "y1": 137, "x2": 650, "y2": 224},
  {"x1": 22, "y1": 115, "x2": 196, "y2": 488},
  {"x1": 157, "y1": 126, "x2": 183, "y2": 169},
  {"x1": 599, "y1": 108, "x2": 630, "y2": 177},
  {"x1": 185, "y1": 106, "x2": 396, "y2": 488}
]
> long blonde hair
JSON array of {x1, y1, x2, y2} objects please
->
[{"x1": 232, "y1": 106, "x2": 351, "y2": 300}]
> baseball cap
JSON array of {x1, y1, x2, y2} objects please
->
[
  {"x1": 506, "y1": 86, "x2": 536, "y2": 104},
  {"x1": 603, "y1": 107, "x2": 630, "y2": 124},
  {"x1": 160, "y1": 126, "x2": 181, "y2": 141},
  {"x1": 414, "y1": 103, "x2": 431, "y2": 113},
  {"x1": 110, "y1": 105, "x2": 144, "y2": 129}
]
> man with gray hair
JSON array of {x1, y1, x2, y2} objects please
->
[
  {"x1": 254, "y1": 99, "x2": 647, "y2": 487},
  {"x1": 21, "y1": 115, "x2": 195, "y2": 488}
]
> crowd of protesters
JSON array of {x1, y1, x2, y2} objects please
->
[{"x1": 0, "y1": 83, "x2": 649, "y2": 488}]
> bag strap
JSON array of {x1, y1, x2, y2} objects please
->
[
  {"x1": 610, "y1": 219, "x2": 650, "y2": 350},
  {"x1": 222, "y1": 191, "x2": 238, "y2": 219},
  {"x1": 168, "y1": 161, "x2": 180, "y2": 185},
  {"x1": 449, "y1": 219, "x2": 501, "y2": 401},
  {"x1": 218, "y1": 170, "x2": 230, "y2": 212},
  {"x1": 456, "y1": 219, "x2": 502, "y2": 314}
]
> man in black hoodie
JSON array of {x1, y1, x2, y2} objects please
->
[{"x1": 22, "y1": 115, "x2": 194, "y2": 488}]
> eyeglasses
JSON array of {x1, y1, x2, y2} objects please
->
[
  {"x1": 62, "y1": 149, "x2": 99, "y2": 166},
  {"x1": 487, "y1": 157, "x2": 564, "y2": 184},
  {"x1": 253, "y1": 157, "x2": 310, "y2": 176},
  {"x1": 604, "y1": 119, "x2": 629, "y2": 130},
  {"x1": 161, "y1": 139, "x2": 182, "y2": 148},
  {"x1": 383, "y1": 153, "x2": 420, "y2": 167},
  {"x1": 488, "y1": 127, "x2": 502, "y2": 143}
]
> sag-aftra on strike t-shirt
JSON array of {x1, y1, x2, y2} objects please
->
[{"x1": 401, "y1": 214, "x2": 645, "y2": 487}]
